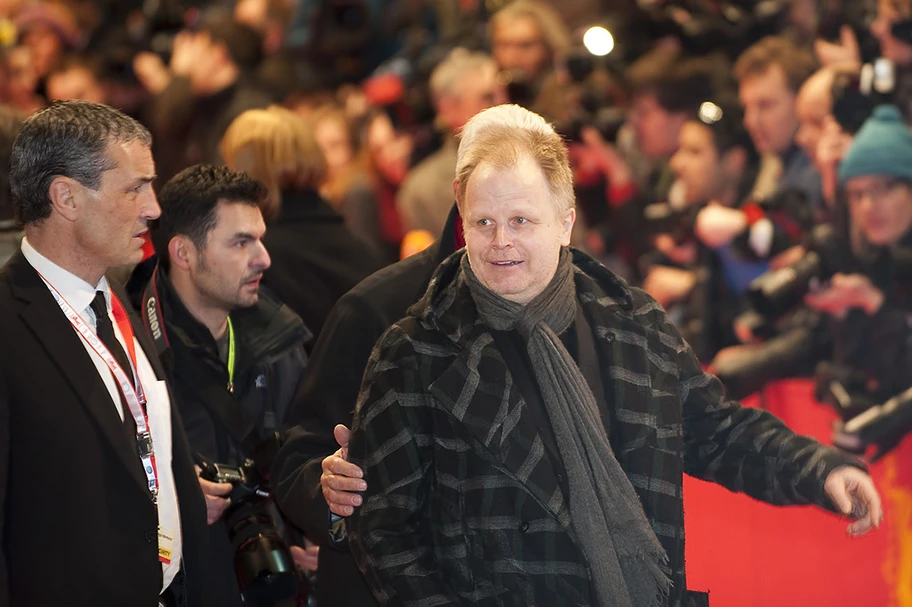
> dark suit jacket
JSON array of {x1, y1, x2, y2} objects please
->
[
  {"x1": 348, "y1": 248, "x2": 859, "y2": 606},
  {"x1": 0, "y1": 252, "x2": 209, "y2": 606},
  {"x1": 272, "y1": 205, "x2": 460, "y2": 606}
]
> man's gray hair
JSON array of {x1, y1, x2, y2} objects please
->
[{"x1": 430, "y1": 48, "x2": 497, "y2": 100}]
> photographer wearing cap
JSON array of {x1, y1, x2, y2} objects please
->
[
  {"x1": 804, "y1": 105, "x2": 912, "y2": 454},
  {"x1": 147, "y1": 165, "x2": 313, "y2": 606}
]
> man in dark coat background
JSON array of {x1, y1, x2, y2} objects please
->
[{"x1": 272, "y1": 203, "x2": 462, "y2": 605}]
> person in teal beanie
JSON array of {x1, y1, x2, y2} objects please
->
[
  {"x1": 839, "y1": 105, "x2": 912, "y2": 191},
  {"x1": 806, "y1": 104, "x2": 912, "y2": 456}
]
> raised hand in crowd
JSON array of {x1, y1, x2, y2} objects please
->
[
  {"x1": 575, "y1": 126, "x2": 635, "y2": 190},
  {"x1": 804, "y1": 273, "x2": 886, "y2": 319},
  {"x1": 814, "y1": 25, "x2": 862, "y2": 68},
  {"x1": 694, "y1": 201, "x2": 748, "y2": 248},
  {"x1": 642, "y1": 265, "x2": 697, "y2": 309},
  {"x1": 133, "y1": 30, "x2": 237, "y2": 98},
  {"x1": 654, "y1": 233, "x2": 698, "y2": 266},
  {"x1": 320, "y1": 424, "x2": 367, "y2": 517}
]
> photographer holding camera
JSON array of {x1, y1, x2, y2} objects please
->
[
  {"x1": 806, "y1": 105, "x2": 912, "y2": 454},
  {"x1": 641, "y1": 94, "x2": 763, "y2": 360},
  {"x1": 146, "y1": 165, "x2": 313, "y2": 606}
]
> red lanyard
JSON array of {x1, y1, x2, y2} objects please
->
[{"x1": 38, "y1": 274, "x2": 160, "y2": 502}]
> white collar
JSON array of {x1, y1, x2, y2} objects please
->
[{"x1": 21, "y1": 237, "x2": 110, "y2": 315}]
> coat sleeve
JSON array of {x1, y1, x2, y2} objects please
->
[
  {"x1": 643, "y1": 296, "x2": 862, "y2": 510},
  {"x1": 347, "y1": 325, "x2": 461, "y2": 606},
  {"x1": 272, "y1": 293, "x2": 389, "y2": 548}
]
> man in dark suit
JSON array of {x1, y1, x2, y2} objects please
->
[
  {"x1": 271, "y1": 203, "x2": 462, "y2": 605},
  {"x1": 0, "y1": 100, "x2": 209, "y2": 606}
]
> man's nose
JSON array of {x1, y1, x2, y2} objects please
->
[
  {"x1": 145, "y1": 191, "x2": 162, "y2": 221},
  {"x1": 492, "y1": 225, "x2": 512, "y2": 248},
  {"x1": 255, "y1": 241, "x2": 271, "y2": 270}
]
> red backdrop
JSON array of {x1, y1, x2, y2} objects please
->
[{"x1": 684, "y1": 379, "x2": 912, "y2": 607}]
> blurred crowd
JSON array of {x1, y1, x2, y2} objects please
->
[{"x1": 0, "y1": 0, "x2": 911, "y2": 515}]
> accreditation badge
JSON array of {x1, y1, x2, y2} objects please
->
[{"x1": 158, "y1": 527, "x2": 175, "y2": 564}]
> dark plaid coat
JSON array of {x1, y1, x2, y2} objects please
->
[{"x1": 349, "y1": 249, "x2": 857, "y2": 607}]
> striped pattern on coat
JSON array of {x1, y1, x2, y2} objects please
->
[{"x1": 348, "y1": 248, "x2": 860, "y2": 607}]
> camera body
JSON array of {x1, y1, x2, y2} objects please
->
[
  {"x1": 198, "y1": 458, "x2": 300, "y2": 607},
  {"x1": 747, "y1": 224, "x2": 855, "y2": 319},
  {"x1": 642, "y1": 201, "x2": 703, "y2": 244}
]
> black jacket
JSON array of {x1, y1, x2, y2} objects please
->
[
  {"x1": 272, "y1": 204, "x2": 461, "y2": 606},
  {"x1": 262, "y1": 189, "x2": 385, "y2": 351},
  {"x1": 0, "y1": 253, "x2": 210, "y2": 606},
  {"x1": 831, "y1": 230, "x2": 912, "y2": 398},
  {"x1": 146, "y1": 76, "x2": 272, "y2": 184},
  {"x1": 149, "y1": 266, "x2": 309, "y2": 606}
]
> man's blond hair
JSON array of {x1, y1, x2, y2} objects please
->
[{"x1": 455, "y1": 105, "x2": 573, "y2": 214}]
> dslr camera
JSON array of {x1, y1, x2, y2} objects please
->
[
  {"x1": 198, "y1": 457, "x2": 301, "y2": 606},
  {"x1": 747, "y1": 224, "x2": 855, "y2": 319}
]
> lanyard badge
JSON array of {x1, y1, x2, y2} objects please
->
[
  {"x1": 38, "y1": 274, "x2": 161, "y2": 502},
  {"x1": 226, "y1": 315, "x2": 236, "y2": 393}
]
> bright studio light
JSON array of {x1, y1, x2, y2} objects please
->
[{"x1": 583, "y1": 26, "x2": 615, "y2": 57}]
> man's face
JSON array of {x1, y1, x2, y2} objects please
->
[
  {"x1": 846, "y1": 175, "x2": 912, "y2": 245},
  {"x1": 492, "y1": 16, "x2": 549, "y2": 80},
  {"x1": 794, "y1": 72, "x2": 833, "y2": 166},
  {"x1": 315, "y1": 117, "x2": 353, "y2": 181},
  {"x1": 438, "y1": 67, "x2": 504, "y2": 132},
  {"x1": 740, "y1": 65, "x2": 800, "y2": 156},
  {"x1": 189, "y1": 202, "x2": 271, "y2": 311},
  {"x1": 872, "y1": 0, "x2": 912, "y2": 66},
  {"x1": 234, "y1": 0, "x2": 268, "y2": 29},
  {"x1": 21, "y1": 25, "x2": 63, "y2": 78},
  {"x1": 670, "y1": 122, "x2": 721, "y2": 205},
  {"x1": 461, "y1": 155, "x2": 574, "y2": 305},
  {"x1": 47, "y1": 66, "x2": 105, "y2": 104},
  {"x1": 74, "y1": 140, "x2": 159, "y2": 271},
  {"x1": 7, "y1": 46, "x2": 37, "y2": 101},
  {"x1": 629, "y1": 94, "x2": 686, "y2": 161}
]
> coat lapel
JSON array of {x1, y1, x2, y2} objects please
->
[{"x1": 9, "y1": 253, "x2": 150, "y2": 494}]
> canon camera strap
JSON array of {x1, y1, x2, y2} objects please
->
[{"x1": 142, "y1": 266, "x2": 280, "y2": 475}]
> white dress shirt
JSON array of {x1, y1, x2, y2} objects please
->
[{"x1": 21, "y1": 237, "x2": 183, "y2": 593}]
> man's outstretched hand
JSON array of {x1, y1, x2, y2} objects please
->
[{"x1": 824, "y1": 466, "x2": 883, "y2": 536}]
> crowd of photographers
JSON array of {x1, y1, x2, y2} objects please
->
[{"x1": 0, "y1": 0, "x2": 910, "y2": 604}]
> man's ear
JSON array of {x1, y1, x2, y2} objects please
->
[
  {"x1": 453, "y1": 178, "x2": 462, "y2": 209},
  {"x1": 168, "y1": 235, "x2": 196, "y2": 272},
  {"x1": 48, "y1": 176, "x2": 81, "y2": 223},
  {"x1": 560, "y1": 207, "x2": 576, "y2": 246}
]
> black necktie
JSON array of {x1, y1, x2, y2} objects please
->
[{"x1": 89, "y1": 290, "x2": 136, "y2": 433}]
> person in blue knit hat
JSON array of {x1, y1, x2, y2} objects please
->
[{"x1": 805, "y1": 104, "x2": 912, "y2": 456}]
